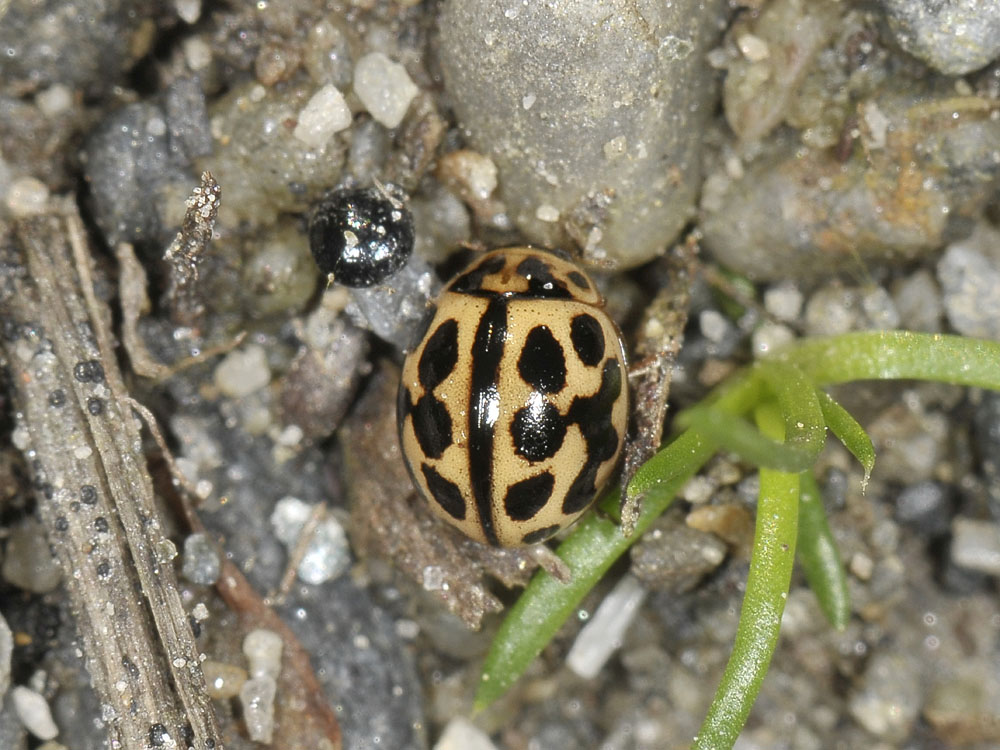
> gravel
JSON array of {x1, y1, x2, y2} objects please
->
[{"x1": 3, "y1": 0, "x2": 1000, "y2": 748}]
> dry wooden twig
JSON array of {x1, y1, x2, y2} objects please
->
[
  {"x1": 620, "y1": 234, "x2": 699, "y2": 536},
  {"x1": 0, "y1": 209, "x2": 224, "y2": 750}
]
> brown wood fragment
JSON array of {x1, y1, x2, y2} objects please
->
[
  {"x1": 0, "y1": 209, "x2": 224, "y2": 750},
  {"x1": 620, "y1": 235, "x2": 699, "y2": 536}
]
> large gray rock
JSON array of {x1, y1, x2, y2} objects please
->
[
  {"x1": 438, "y1": 0, "x2": 724, "y2": 269},
  {"x1": 879, "y1": 0, "x2": 1000, "y2": 75}
]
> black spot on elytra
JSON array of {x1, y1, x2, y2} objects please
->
[
  {"x1": 567, "y1": 270, "x2": 590, "y2": 290},
  {"x1": 449, "y1": 253, "x2": 507, "y2": 294},
  {"x1": 515, "y1": 255, "x2": 572, "y2": 298},
  {"x1": 521, "y1": 524, "x2": 562, "y2": 545},
  {"x1": 419, "y1": 318, "x2": 459, "y2": 389},
  {"x1": 570, "y1": 313, "x2": 605, "y2": 367},
  {"x1": 512, "y1": 400, "x2": 567, "y2": 462},
  {"x1": 411, "y1": 394, "x2": 453, "y2": 459},
  {"x1": 421, "y1": 464, "x2": 467, "y2": 520},
  {"x1": 562, "y1": 358, "x2": 623, "y2": 514},
  {"x1": 518, "y1": 326, "x2": 566, "y2": 393},
  {"x1": 504, "y1": 472, "x2": 555, "y2": 521}
]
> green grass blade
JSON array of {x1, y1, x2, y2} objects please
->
[
  {"x1": 758, "y1": 360, "x2": 828, "y2": 465},
  {"x1": 474, "y1": 429, "x2": 715, "y2": 711},
  {"x1": 796, "y1": 471, "x2": 851, "y2": 630},
  {"x1": 681, "y1": 405, "x2": 814, "y2": 473},
  {"x1": 782, "y1": 331, "x2": 1000, "y2": 388},
  {"x1": 816, "y1": 389, "x2": 875, "y2": 485},
  {"x1": 693, "y1": 402, "x2": 800, "y2": 750}
]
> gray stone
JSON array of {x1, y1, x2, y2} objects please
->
[
  {"x1": 181, "y1": 532, "x2": 221, "y2": 585},
  {"x1": 438, "y1": 0, "x2": 724, "y2": 269},
  {"x1": 0, "y1": 0, "x2": 158, "y2": 97},
  {"x1": 848, "y1": 651, "x2": 922, "y2": 741},
  {"x1": 704, "y1": 86, "x2": 1000, "y2": 281},
  {"x1": 201, "y1": 80, "x2": 347, "y2": 226},
  {"x1": 938, "y1": 223, "x2": 1000, "y2": 340},
  {"x1": 894, "y1": 481, "x2": 952, "y2": 536},
  {"x1": 879, "y1": 0, "x2": 1000, "y2": 75},
  {"x1": 83, "y1": 77, "x2": 211, "y2": 250}
]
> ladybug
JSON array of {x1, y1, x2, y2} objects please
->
[{"x1": 397, "y1": 247, "x2": 628, "y2": 547}]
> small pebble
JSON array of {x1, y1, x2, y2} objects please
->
[
  {"x1": 534, "y1": 204, "x2": 559, "y2": 222},
  {"x1": 434, "y1": 717, "x2": 498, "y2": 750},
  {"x1": 203, "y1": 660, "x2": 248, "y2": 700},
  {"x1": 0, "y1": 612, "x2": 11, "y2": 697},
  {"x1": 181, "y1": 532, "x2": 221, "y2": 585},
  {"x1": 240, "y1": 676, "x2": 277, "y2": 744},
  {"x1": 270, "y1": 497, "x2": 351, "y2": 584},
  {"x1": 5, "y1": 177, "x2": 50, "y2": 217},
  {"x1": 763, "y1": 281, "x2": 804, "y2": 322},
  {"x1": 35, "y1": 85, "x2": 73, "y2": 116},
  {"x1": 214, "y1": 345, "x2": 271, "y2": 399},
  {"x1": 631, "y1": 522, "x2": 727, "y2": 592},
  {"x1": 182, "y1": 37, "x2": 212, "y2": 70},
  {"x1": 894, "y1": 481, "x2": 951, "y2": 535},
  {"x1": 353, "y1": 52, "x2": 418, "y2": 129},
  {"x1": 566, "y1": 574, "x2": 647, "y2": 679},
  {"x1": 2, "y1": 518, "x2": 61, "y2": 593},
  {"x1": 849, "y1": 552, "x2": 874, "y2": 581},
  {"x1": 293, "y1": 84, "x2": 352, "y2": 149},
  {"x1": 699, "y1": 309, "x2": 730, "y2": 344},
  {"x1": 892, "y1": 269, "x2": 942, "y2": 332},
  {"x1": 12, "y1": 686, "x2": 59, "y2": 741},
  {"x1": 751, "y1": 321, "x2": 795, "y2": 357},
  {"x1": 848, "y1": 651, "x2": 921, "y2": 741},
  {"x1": 175, "y1": 0, "x2": 201, "y2": 23},
  {"x1": 938, "y1": 224, "x2": 1000, "y2": 340},
  {"x1": 243, "y1": 629, "x2": 283, "y2": 680},
  {"x1": 950, "y1": 518, "x2": 1000, "y2": 577}
]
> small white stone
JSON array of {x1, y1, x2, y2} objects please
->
[
  {"x1": 293, "y1": 84, "x2": 352, "y2": 148},
  {"x1": 240, "y1": 676, "x2": 277, "y2": 743},
  {"x1": 12, "y1": 685, "x2": 59, "y2": 740},
  {"x1": 566, "y1": 574, "x2": 647, "y2": 679},
  {"x1": 699, "y1": 309, "x2": 730, "y2": 343},
  {"x1": 214, "y1": 345, "x2": 271, "y2": 398},
  {"x1": 752, "y1": 322, "x2": 795, "y2": 357},
  {"x1": 146, "y1": 117, "x2": 167, "y2": 137},
  {"x1": 951, "y1": 517, "x2": 1000, "y2": 576},
  {"x1": 434, "y1": 717, "x2": 498, "y2": 750},
  {"x1": 243, "y1": 628, "x2": 283, "y2": 680},
  {"x1": 5, "y1": 177, "x2": 50, "y2": 217},
  {"x1": 35, "y1": 85, "x2": 73, "y2": 116},
  {"x1": 737, "y1": 33, "x2": 770, "y2": 62},
  {"x1": 535, "y1": 204, "x2": 560, "y2": 223},
  {"x1": 763, "y1": 282, "x2": 804, "y2": 322},
  {"x1": 175, "y1": 0, "x2": 201, "y2": 23},
  {"x1": 521, "y1": 93, "x2": 536, "y2": 110},
  {"x1": 353, "y1": 52, "x2": 419, "y2": 129},
  {"x1": 182, "y1": 37, "x2": 212, "y2": 71}
]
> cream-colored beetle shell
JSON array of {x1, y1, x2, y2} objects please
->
[{"x1": 398, "y1": 247, "x2": 628, "y2": 547}]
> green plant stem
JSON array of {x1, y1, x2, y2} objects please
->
[
  {"x1": 796, "y1": 471, "x2": 851, "y2": 630},
  {"x1": 693, "y1": 402, "x2": 800, "y2": 750},
  {"x1": 474, "y1": 429, "x2": 715, "y2": 711},
  {"x1": 782, "y1": 331, "x2": 1000, "y2": 387}
]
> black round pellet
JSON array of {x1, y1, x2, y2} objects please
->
[{"x1": 308, "y1": 185, "x2": 414, "y2": 288}]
